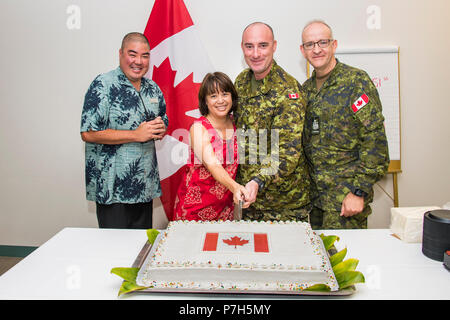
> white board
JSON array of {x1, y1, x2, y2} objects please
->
[
  {"x1": 307, "y1": 47, "x2": 401, "y2": 166},
  {"x1": 336, "y1": 47, "x2": 401, "y2": 163}
]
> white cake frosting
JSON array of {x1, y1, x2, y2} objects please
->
[{"x1": 136, "y1": 220, "x2": 339, "y2": 292}]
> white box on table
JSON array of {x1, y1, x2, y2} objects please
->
[{"x1": 390, "y1": 206, "x2": 440, "y2": 243}]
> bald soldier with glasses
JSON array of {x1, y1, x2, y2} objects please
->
[{"x1": 300, "y1": 20, "x2": 389, "y2": 230}]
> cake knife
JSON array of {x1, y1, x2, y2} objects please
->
[{"x1": 236, "y1": 200, "x2": 243, "y2": 221}]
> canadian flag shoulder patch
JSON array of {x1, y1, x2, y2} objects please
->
[
  {"x1": 351, "y1": 93, "x2": 369, "y2": 113},
  {"x1": 288, "y1": 93, "x2": 299, "y2": 99}
]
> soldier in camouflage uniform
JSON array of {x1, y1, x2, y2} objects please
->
[
  {"x1": 300, "y1": 20, "x2": 389, "y2": 229},
  {"x1": 234, "y1": 22, "x2": 311, "y2": 222}
]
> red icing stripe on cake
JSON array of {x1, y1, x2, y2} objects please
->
[
  {"x1": 203, "y1": 232, "x2": 219, "y2": 251},
  {"x1": 254, "y1": 233, "x2": 269, "y2": 252}
]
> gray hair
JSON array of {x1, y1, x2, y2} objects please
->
[{"x1": 301, "y1": 19, "x2": 334, "y2": 39}]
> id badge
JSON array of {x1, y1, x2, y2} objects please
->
[{"x1": 311, "y1": 116, "x2": 320, "y2": 135}]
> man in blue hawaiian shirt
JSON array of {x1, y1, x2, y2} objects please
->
[{"x1": 80, "y1": 32, "x2": 168, "y2": 229}]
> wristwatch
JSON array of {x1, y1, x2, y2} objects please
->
[
  {"x1": 352, "y1": 188, "x2": 367, "y2": 198},
  {"x1": 251, "y1": 177, "x2": 265, "y2": 191}
]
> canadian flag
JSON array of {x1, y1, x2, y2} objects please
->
[
  {"x1": 288, "y1": 93, "x2": 299, "y2": 99},
  {"x1": 351, "y1": 93, "x2": 370, "y2": 113},
  {"x1": 143, "y1": 0, "x2": 214, "y2": 221},
  {"x1": 203, "y1": 232, "x2": 270, "y2": 253}
]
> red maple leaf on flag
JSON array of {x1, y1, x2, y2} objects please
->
[
  {"x1": 152, "y1": 58, "x2": 200, "y2": 136},
  {"x1": 357, "y1": 99, "x2": 363, "y2": 106},
  {"x1": 151, "y1": 58, "x2": 201, "y2": 220},
  {"x1": 143, "y1": 0, "x2": 214, "y2": 221},
  {"x1": 223, "y1": 236, "x2": 250, "y2": 249}
]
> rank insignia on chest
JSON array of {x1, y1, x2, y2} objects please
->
[
  {"x1": 312, "y1": 117, "x2": 320, "y2": 134},
  {"x1": 351, "y1": 93, "x2": 369, "y2": 113},
  {"x1": 288, "y1": 93, "x2": 299, "y2": 99}
]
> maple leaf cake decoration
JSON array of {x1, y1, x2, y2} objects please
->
[{"x1": 223, "y1": 236, "x2": 250, "y2": 249}]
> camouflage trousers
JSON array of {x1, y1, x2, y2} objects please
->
[
  {"x1": 242, "y1": 204, "x2": 312, "y2": 223},
  {"x1": 309, "y1": 205, "x2": 371, "y2": 230}
]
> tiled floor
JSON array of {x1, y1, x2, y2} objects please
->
[{"x1": 0, "y1": 257, "x2": 23, "y2": 276}]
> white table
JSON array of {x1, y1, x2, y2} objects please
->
[{"x1": 0, "y1": 227, "x2": 448, "y2": 300}]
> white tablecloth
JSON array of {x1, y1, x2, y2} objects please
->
[{"x1": 0, "y1": 227, "x2": 448, "y2": 300}]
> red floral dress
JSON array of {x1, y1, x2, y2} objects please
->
[{"x1": 173, "y1": 116, "x2": 238, "y2": 221}]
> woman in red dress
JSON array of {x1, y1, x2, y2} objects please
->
[{"x1": 173, "y1": 72, "x2": 248, "y2": 221}]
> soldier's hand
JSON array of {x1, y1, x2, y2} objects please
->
[
  {"x1": 242, "y1": 180, "x2": 259, "y2": 208},
  {"x1": 340, "y1": 192, "x2": 364, "y2": 217}
]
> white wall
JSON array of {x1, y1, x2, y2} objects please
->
[{"x1": 1, "y1": 0, "x2": 449, "y2": 246}]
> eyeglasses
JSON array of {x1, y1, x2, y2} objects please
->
[{"x1": 302, "y1": 39, "x2": 334, "y2": 50}]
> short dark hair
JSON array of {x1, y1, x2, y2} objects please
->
[
  {"x1": 121, "y1": 32, "x2": 150, "y2": 50},
  {"x1": 198, "y1": 72, "x2": 238, "y2": 116}
]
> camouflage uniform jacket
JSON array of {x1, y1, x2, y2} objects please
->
[
  {"x1": 234, "y1": 61, "x2": 311, "y2": 212},
  {"x1": 302, "y1": 60, "x2": 389, "y2": 212}
]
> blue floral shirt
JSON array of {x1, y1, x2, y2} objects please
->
[{"x1": 80, "y1": 67, "x2": 169, "y2": 204}]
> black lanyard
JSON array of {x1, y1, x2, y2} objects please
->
[{"x1": 138, "y1": 91, "x2": 155, "y2": 122}]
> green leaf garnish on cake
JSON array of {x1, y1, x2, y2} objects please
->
[
  {"x1": 110, "y1": 267, "x2": 148, "y2": 296},
  {"x1": 305, "y1": 234, "x2": 365, "y2": 292},
  {"x1": 110, "y1": 229, "x2": 160, "y2": 296},
  {"x1": 329, "y1": 247, "x2": 347, "y2": 266},
  {"x1": 146, "y1": 228, "x2": 160, "y2": 244},
  {"x1": 321, "y1": 235, "x2": 340, "y2": 251},
  {"x1": 335, "y1": 271, "x2": 365, "y2": 290},
  {"x1": 304, "y1": 283, "x2": 331, "y2": 292}
]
